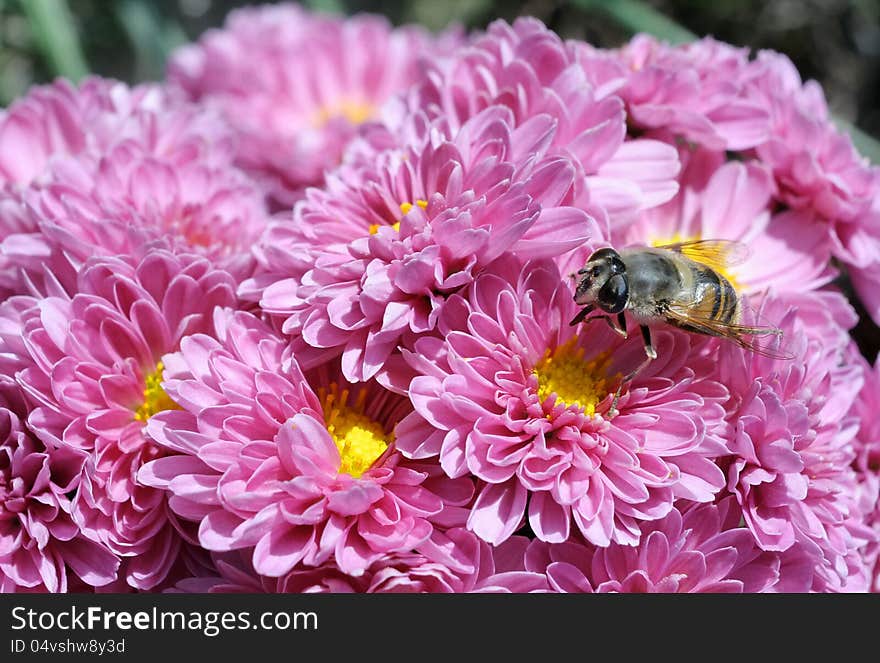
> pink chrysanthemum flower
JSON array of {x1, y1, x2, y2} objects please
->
[
  {"x1": 514, "y1": 498, "x2": 814, "y2": 592},
  {"x1": 716, "y1": 290, "x2": 869, "y2": 591},
  {"x1": 575, "y1": 154, "x2": 835, "y2": 296},
  {"x1": 0, "y1": 378, "x2": 119, "y2": 592},
  {"x1": 407, "y1": 17, "x2": 681, "y2": 224},
  {"x1": 574, "y1": 34, "x2": 770, "y2": 151},
  {"x1": 170, "y1": 527, "x2": 543, "y2": 593},
  {"x1": 140, "y1": 308, "x2": 473, "y2": 577},
  {"x1": 251, "y1": 106, "x2": 599, "y2": 389},
  {"x1": 0, "y1": 76, "x2": 234, "y2": 192},
  {"x1": 740, "y1": 51, "x2": 880, "y2": 323},
  {"x1": 743, "y1": 51, "x2": 878, "y2": 225},
  {"x1": 395, "y1": 256, "x2": 730, "y2": 547},
  {"x1": 0, "y1": 77, "x2": 120, "y2": 188},
  {"x1": 10, "y1": 250, "x2": 237, "y2": 590},
  {"x1": 0, "y1": 76, "x2": 266, "y2": 293},
  {"x1": 19, "y1": 136, "x2": 268, "y2": 285},
  {"x1": 168, "y1": 2, "x2": 460, "y2": 206},
  {"x1": 0, "y1": 77, "x2": 120, "y2": 298}
]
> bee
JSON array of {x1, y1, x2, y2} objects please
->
[{"x1": 570, "y1": 239, "x2": 788, "y2": 418}]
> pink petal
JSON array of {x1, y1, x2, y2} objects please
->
[{"x1": 467, "y1": 479, "x2": 528, "y2": 545}]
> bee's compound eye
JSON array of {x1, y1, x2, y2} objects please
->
[{"x1": 597, "y1": 273, "x2": 628, "y2": 314}]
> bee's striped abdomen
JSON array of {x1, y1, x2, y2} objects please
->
[
  {"x1": 691, "y1": 263, "x2": 739, "y2": 326},
  {"x1": 719, "y1": 275, "x2": 739, "y2": 323}
]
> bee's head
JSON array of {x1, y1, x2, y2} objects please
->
[{"x1": 573, "y1": 247, "x2": 629, "y2": 314}]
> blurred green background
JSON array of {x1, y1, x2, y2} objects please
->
[{"x1": 1, "y1": 0, "x2": 878, "y2": 360}]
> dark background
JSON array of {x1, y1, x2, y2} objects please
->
[{"x1": 1, "y1": 0, "x2": 878, "y2": 360}]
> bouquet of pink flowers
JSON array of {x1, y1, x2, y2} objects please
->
[{"x1": 1, "y1": 2, "x2": 878, "y2": 594}]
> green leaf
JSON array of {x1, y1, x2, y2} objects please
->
[
  {"x1": 19, "y1": 0, "x2": 89, "y2": 81},
  {"x1": 405, "y1": 0, "x2": 493, "y2": 31},
  {"x1": 303, "y1": 0, "x2": 345, "y2": 15},
  {"x1": 115, "y1": 0, "x2": 188, "y2": 82},
  {"x1": 570, "y1": 0, "x2": 696, "y2": 44}
]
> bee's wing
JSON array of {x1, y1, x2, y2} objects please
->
[
  {"x1": 653, "y1": 239, "x2": 751, "y2": 271},
  {"x1": 664, "y1": 298, "x2": 795, "y2": 360}
]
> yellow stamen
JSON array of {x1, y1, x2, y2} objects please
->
[
  {"x1": 651, "y1": 233, "x2": 741, "y2": 291},
  {"x1": 368, "y1": 200, "x2": 426, "y2": 235},
  {"x1": 533, "y1": 339, "x2": 613, "y2": 416},
  {"x1": 318, "y1": 383, "x2": 390, "y2": 478},
  {"x1": 368, "y1": 221, "x2": 401, "y2": 235},
  {"x1": 311, "y1": 100, "x2": 375, "y2": 128},
  {"x1": 134, "y1": 362, "x2": 180, "y2": 422},
  {"x1": 399, "y1": 199, "x2": 428, "y2": 215}
]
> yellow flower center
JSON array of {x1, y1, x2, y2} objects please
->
[
  {"x1": 319, "y1": 383, "x2": 390, "y2": 478},
  {"x1": 399, "y1": 200, "x2": 428, "y2": 215},
  {"x1": 533, "y1": 339, "x2": 613, "y2": 416},
  {"x1": 369, "y1": 221, "x2": 400, "y2": 235},
  {"x1": 312, "y1": 100, "x2": 375, "y2": 128},
  {"x1": 651, "y1": 233, "x2": 741, "y2": 291},
  {"x1": 134, "y1": 362, "x2": 180, "y2": 422},
  {"x1": 368, "y1": 200, "x2": 427, "y2": 235}
]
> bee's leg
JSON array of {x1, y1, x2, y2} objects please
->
[
  {"x1": 608, "y1": 325, "x2": 656, "y2": 419},
  {"x1": 604, "y1": 312, "x2": 628, "y2": 338},
  {"x1": 569, "y1": 304, "x2": 595, "y2": 326}
]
